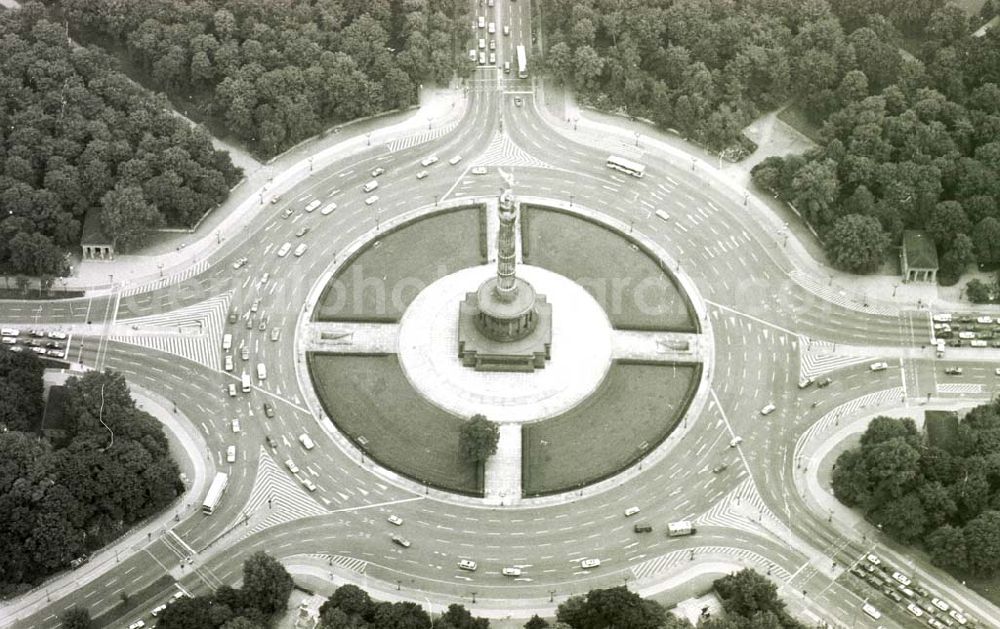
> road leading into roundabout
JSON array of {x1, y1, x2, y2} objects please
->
[{"x1": 5, "y1": 42, "x2": 1000, "y2": 629}]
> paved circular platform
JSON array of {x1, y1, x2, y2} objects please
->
[{"x1": 397, "y1": 265, "x2": 613, "y2": 423}]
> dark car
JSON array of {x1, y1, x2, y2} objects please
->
[
  {"x1": 817, "y1": 377, "x2": 832, "y2": 388},
  {"x1": 633, "y1": 522, "x2": 653, "y2": 533},
  {"x1": 263, "y1": 402, "x2": 275, "y2": 418},
  {"x1": 266, "y1": 435, "x2": 278, "y2": 449},
  {"x1": 944, "y1": 367, "x2": 963, "y2": 375},
  {"x1": 228, "y1": 310, "x2": 238, "y2": 324},
  {"x1": 712, "y1": 463, "x2": 728, "y2": 474}
]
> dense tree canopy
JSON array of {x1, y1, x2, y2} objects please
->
[
  {"x1": 458, "y1": 414, "x2": 500, "y2": 463},
  {"x1": 833, "y1": 402, "x2": 1000, "y2": 575},
  {"x1": 713, "y1": 569, "x2": 806, "y2": 629},
  {"x1": 54, "y1": 0, "x2": 470, "y2": 156},
  {"x1": 0, "y1": 4, "x2": 242, "y2": 270},
  {"x1": 0, "y1": 365, "x2": 182, "y2": 596}
]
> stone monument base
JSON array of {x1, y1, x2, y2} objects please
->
[{"x1": 458, "y1": 293, "x2": 552, "y2": 372}]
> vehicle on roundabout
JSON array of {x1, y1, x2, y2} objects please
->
[
  {"x1": 458, "y1": 559, "x2": 477, "y2": 571},
  {"x1": 321, "y1": 202, "x2": 337, "y2": 215},
  {"x1": 817, "y1": 377, "x2": 832, "y2": 387},
  {"x1": 471, "y1": 166, "x2": 487, "y2": 175},
  {"x1": 420, "y1": 155, "x2": 438, "y2": 167},
  {"x1": 580, "y1": 558, "x2": 601, "y2": 569},
  {"x1": 624, "y1": 506, "x2": 640, "y2": 517},
  {"x1": 284, "y1": 459, "x2": 299, "y2": 474},
  {"x1": 232, "y1": 257, "x2": 248, "y2": 269},
  {"x1": 263, "y1": 401, "x2": 275, "y2": 418},
  {"x1": 797, "y1": 376, "x2": 814, "y2": 389},
  {"x1": 301, "y1": 478, "x2": 317, "y2": 492},
  {"x1": 281, "y1": 207, "x2": 293, "y2": 219},
  {"x1": 266, "y1": 435, "x2": 278, "y2": 449},
  {"x1": 729, "y1": 436, "x2": 743, "y2": 447},
  {"x1": 416, "y1": 170, "x2": 428, "y2": 179},
  {"x1": 944, "y1": 367, "x2": 963, "y2": 375},
  {"x1": 391, "y1": 535, "x2": 411, "y2": 548},
  {"x1": 298, "y1": 433, "x2": 315, "y2": 450},
  {"x1": 371, "y1": 167, "x2": 385, "y2": 177},
  {"x1": 364, "y1": 195, "x2": 379, "y2": 205},
  {"x1": 277, "y1": 242, "x2": 291, "y2": 257},
  {"x1": 870, "y1": 361, "x2": 889, "y2": 371},
  {"x1": 502, "y1": 566, "x2": 521, "y2": 576},
  {"x1": 760, "y1": 403, "x2": 776, "y2": 415},
  {"x1": 448, "y1": 155, "x2": 463, "y2": 165},
  {"x1": 295, "y1": 226, "x2": 310, "y2": 237},
  {"x1": 712, "y1": 463, "x2": 728, "y2": 473},
  {"x1": 387, "y1": 514, "x2": 403, "y2": 526}
]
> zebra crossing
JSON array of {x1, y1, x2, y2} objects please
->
[
  {"x1": 385, "y1": 121, "x2": 459, "y2": 154},
  {"x1": 789, "y1": 270, "x2": 898, "y2": 317},
  {"x1": 631, "y1": 546, "x2": 791, "y2": 582},
  {"x1": 793, "y1": 387, "x2": 905, "y2": 463},
  {"x1": 312, "y1": 553, "x2": 369, "y2": 575},
  {"x1": 798, "y1": 337, "x2": 874, "y2": 380},
  {"x1": 110, "y1": 292, "x2": 230, "y2": 370},
  {"x1": 937, "y1": 383, "x2": 985, "y2": 395},
  {"x1": 695, "y1": 478, "x2": 785, "y2": 539},
  {"x1": 120, "y1": 260, "x2": 209, "y2": 297},
  {"x1": 471, "y1": 131, "x2": 551, "y2": 169},
  {"x1": 241, "y1": 446, "x2": 327, "y2": 540}
]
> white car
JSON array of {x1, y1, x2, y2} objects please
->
[
  {"x1": 224, "y1": 355, "x2": 234, "y2": 372},
  {"x1": 489, "y1": 52, "x2": 496, "y2": 64},
  {"x1": 228, "y1": 383, "x2": 237, "y2": 397},
  {"x1": 151, "y1": 604, "x2": 167, "y2": 616},
  {"x1": 387, "y1": 514, "x2": 404, "y2": 526},
  {"x1": 870, "y1": 361, "x2": 889, "y2": 371},
  {"x1": 365, "y1": 195, "x2": 379, "y2": 205},
  {"x1": 448, "y1": 155, "x2": 463, "y2": 165},
  {"x1": 931, "y1": 598, "x2": 950, "y2": 612},
  {"x1": 416, "y1": 170, "x2": 429, "y2": 179},
  {"x1": 471, "y1": 166, "x2": 487, "y2": 175},
  {"x1": 127, "y1": 621, "x2": 146, "y2": 629},
  {"x1": 47, "y1": 331, "x2": 67, "y2": 340},
  {"x1": 277, "y1": 242, "x2": 291, "y2": 257},
  {"x1": 232, "y1": 419, "x2": 241, "y2": 433},
  {"x1": 285, "y1": 459, "x2": 299, "y2": 474},
  {"x1": 891, "y1": 571, "x2": 911, "y2": 586},
  {"x1": 865, "y1": 553, "x2": 880, "y2": 566},
  {"x1": 488, "y1": 21, "x2": 495, "y2": 33},
  {"x1": 906, "y1": 603, "x2": 923, "y2": 617},
  {"x1": 503, "y1": 25, "x2": 509, "y2": 36},
  {"x1": 1, "y1": 337, "x2": 15, "y2": 345},
  {"x1": 226, "y1": 445, "x2": 237, "y2": 463},
  {"x1": 580, "y1": 558, "x2": 601, "y2": 569},
  {"x1": 46, "y1": 349, "x2": 66, "y2": 358},
  {"x1": 624, "y1": 506, "x2": 640, "y2": 517},
  {"x1": 293, "y1": 243, "x2": 308, "y2": 257},
  {"x1": 760, "y1": 403, "x2": 776, "y2": 415},
  {"x1": 501, "y1": 566, "x2": 521, "y2": 576},
  {"x1": 260, "y1": 272, "x2": 270, "y2": 284},
  {"x1": 420, "y1": 155, "x2": 439, "y2": 167},
  {"x1": 458, "y1": 559, "x2": 477, "y2": 571},
  {"x1": 299, "y1": 433, "x2": 315, "y2": 450},
  {"x1": 976, "y1": 315, "x2": 993, "y2": 324},
  {"x1": 321, "y1": 202, "x2": 337, "y2": 215},
  {"x1": 371, "y1": 167, "x2": 385, "y2": 177},
  {"x1": 949, "y1": 609, "x2": 968, "y2": 625},
  {"x1": 232, "y1": 257, "x2": 248, "y2": 269},
  {"x1": 251, "y1": 298, "x2": 260, "y2": 313},
  {"x1": 301, "y1": 478, "x2": 317, "y2": 492},
  {"x1": 729, "y1": 436, "x2": 743, "y2": 447}
]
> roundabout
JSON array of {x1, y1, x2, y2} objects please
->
[{"x1": 7, "y1": 58, "x2": 1000, "y2": 629}]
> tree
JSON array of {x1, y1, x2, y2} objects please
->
[
  {"x1": 973, "y1": 218, "x2": 1000, "y2": 269},
  {"x1": 556, "y1": 587, "x2": 665, "y2": 629},
  {"x1": 963, "y1": 511, "x2": 1000, "y2": 575},
  {"x1": 546, "y1": 43, "x2": 574, "y2": 83},
  {"x1": 927, "y1": 524, "x2": 968, "y2": 570},
  {"x1": 860, "y1": 416, "x2": 919, "y2": 447},
  {"x1": 59, "y1": 607, "x2": 92, "y2": 629},
  {"x1": 965, "y1": 278, "x2": 995, "y2": 303},
  {"x1": 524, "y1": 616, "x2": 549, "y2": 629},
  {"x1": 939, "y1": 233, "x2": 975, "y2": 285},
  {"x1": 824, "y1": 214, "x2": 888, "y2": 273},
  {"x1": 433, "y1": 604, "x2": 488, "y2": 629},
  {"x1": 242, "y1": 552, "x2": 293, "y2": 615},
  {"x1": 100, "y1": 185, "x2": 163, "y2": 252},
  {"x1": 458, "y1": 415, "x2": 500, "y2": 463},
  {"x1": 790, "y1": 159, "x2": 840, "y2": 227},
  {"x1": 713, "y1": 569, "x2": 791, "y2": 622}
]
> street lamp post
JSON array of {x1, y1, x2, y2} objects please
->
[
  {"x1": 427, "y1": 117, "x2": 432, "y2": 130},
  {"x1": 158, "y1": 263, "x2": 164, "y2": 277},
  {"x1": 892, "y1": 284, "x2": 899, "y2": 297},
  {"x1": 634, "y1": 131, "x2": 639, "y2": 146},
  {"x1": 549, "y1": 590, "x2": 555, "y2": 602},
  {"x1": 366, "y1": 132, "x2": 372, "y2": 146}
]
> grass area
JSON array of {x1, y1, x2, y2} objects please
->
[
  {"x1": 308, "y1": 354, "x2": 481, "y2": 495},
  {"x1": 522, "y1": 207, "x2": 696, "y2": 332},
  {"x1": 925, "y1": 410, "x2": 959, "y2": 452},
  {"x1": 522, "y1": 362, "x2": 700, "y2": 496},
  {"x1": 776, "y1": 103, "x2": 824, "y2": 145},
  {"x1": 316, "y1": 208, "x2": 485, "y2": 322}
]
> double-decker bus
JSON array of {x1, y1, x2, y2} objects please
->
[
  {"x1": 202, "y1": 472, "x2": 229, "y2": 515},
  {"x1": 516, "y1": 44, "x2": 527, "y2": 79},
  {"x1": 606, "y1": 154, "x2": 646, "y2": 178}
]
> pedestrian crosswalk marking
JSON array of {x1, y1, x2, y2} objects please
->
[
  {"x1": 311, "y1": 553, "x2": 369, "y2": 575},
  {"x1": 937, "y1": 383, "x2": 984, "y2": 394},
  {"x1": 240, "y1": 447, "x2": 327, "y2": 540},
  {"x1": 630, "y1": 545, "x2": 791, "y2": 582},
  {"x1": 385, "y1": 121, "x2": 460, "y2": 153},
  {"x1": 789, "y1": 270, "x2": 898, "y2": 317},
  {"x1": 110, "y1": 292, "x2": 231, "y2": 370},
  {"x1": 120, "y1": 260, "x2": 209, "y2": 297}
]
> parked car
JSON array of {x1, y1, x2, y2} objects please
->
[{"x1": 47, "y1": 331, "x2": 67, "y2": 340}]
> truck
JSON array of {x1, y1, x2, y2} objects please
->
[
  {"x1": 667, "y1": 521, "x2": 696, "y2": 537},
  {"x1": 241, "y1": 372, "x2": 251, "y2": 393}
]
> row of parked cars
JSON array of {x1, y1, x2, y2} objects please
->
[
  {"x1": 850, "y1": 552, "x2": 975, "y2": 627},
  {"x1": 932, "y1": 313, "x2": 1000, "y2": 348},
  {"x1": 0, "y1": 328, "x2": 68, "y2": 358}
]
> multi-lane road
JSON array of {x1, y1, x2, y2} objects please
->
[{"x1": 3, "y1": 2, "x2": 1000, "y2": 628}]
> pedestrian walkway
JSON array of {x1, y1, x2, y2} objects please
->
[
  {"x1": 483, "y1": 423, "x2": 522, "y2": 505},
  {"x1": 303, "y1": 322, "x2": 400, "y2": 354},
  {"x1": 611, "y1": 330, "x2": 705, "y2": 364}
]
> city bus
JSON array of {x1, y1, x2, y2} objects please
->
[
  {"x1": 202, "y1": 472, "x2": 229, "y2": 514},
  {"x1": 606, "y1": 154, "x2": 646, "y2": 178},
  {"x1": 516, "y1": 44, "x2": 527, "y2": 79}
]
